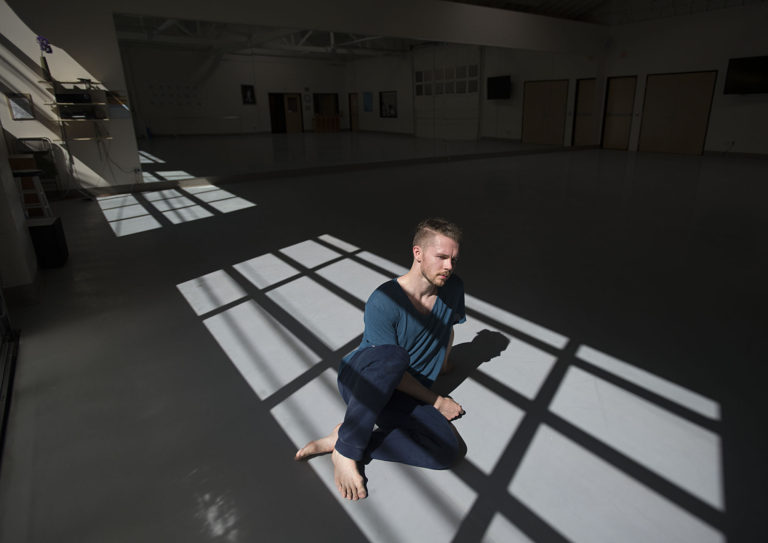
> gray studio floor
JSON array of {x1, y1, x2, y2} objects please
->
[{"x1": 0, "y1": 133, "x2": 766, "y2": 543}]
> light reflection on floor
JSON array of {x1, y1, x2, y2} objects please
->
[
  {"x1": 176, "y1": 235, "x2": 725, "y2": 543},
  {"x1": 138, "y1": 150, "x2": 166, "y2": 164},
  {"x1": 95, "y1": 182, "x2": 256, "y2": 236}
]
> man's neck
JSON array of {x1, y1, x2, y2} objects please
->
[{"x1": 398, "y1": 268, "x2": 437, "y2": 300}]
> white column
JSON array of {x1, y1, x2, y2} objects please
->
[{"x1": 0, "y1": 116, "x2": 37, "y2": 288}]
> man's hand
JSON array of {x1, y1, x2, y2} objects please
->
[{"x1": 434, "y1": 395, "x2": 465, "y2": 421}]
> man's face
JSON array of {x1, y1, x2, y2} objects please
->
[{"x1": 416, "y1": 234, "x2": 460, "y2": 288}]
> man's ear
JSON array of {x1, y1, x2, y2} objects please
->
[{"x1": 413, "y1": 245, "x2": 422, "y2": 262}]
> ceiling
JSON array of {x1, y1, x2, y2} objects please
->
[
  {"x1": 443, "y1": 0, "x2": 764, "y2": 25},
  {"x1": 113, "y1": 14, "x2": 423, "y2": 60},
  {"x1": 114, "y1": 1, "x2": 764, "y2": 60}
]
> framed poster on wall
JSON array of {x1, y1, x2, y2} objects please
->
[
  {"x1": 241, "y1": 85, "x2": 256, "y2": 105},
  {"x1": 363, "y1": 92, "x2": 373, "y2": 112},
  {"x1": 7, "y1": 93, "x2": 34, "y2": 120},
  {"x1": 379, "y1": 91, "x2": 397, "y2": 118}
]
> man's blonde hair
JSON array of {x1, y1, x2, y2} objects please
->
[{"x1": 412, "y1": 218, "x2": 462, "y2": 248}]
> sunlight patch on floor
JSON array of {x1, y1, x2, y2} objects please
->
[
  {"x1": 177, "y1": 235, "x2": 725, "y2": 543},
  {"x1": 95, "y1": 182, "x2": 255, "y2": 236}
]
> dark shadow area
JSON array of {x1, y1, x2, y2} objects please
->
[
  {"x1": 432, "y1": 330, "x2": 510, "y2": 397},
  {"x1": 0, "y1": 293, "x2": 20, "y2": 482}
]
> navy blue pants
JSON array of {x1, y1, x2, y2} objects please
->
[{"x1": 335, "y1": 344, "x2": 461, "y2": 469}]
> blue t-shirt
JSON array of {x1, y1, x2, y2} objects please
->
[{"x1": 343, "y1": 275, "x2": 466, "y2": 386}]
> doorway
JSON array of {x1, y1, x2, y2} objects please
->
[
  {"x1": 268, "y1": 93, "x2": 304, "y2": 134},
  {"x1": 638, "y1": 71, "x2": 717, "y2": 155},
  {"x1": 313, "y1": 93, "x2": 340, "y2": 132},
  {"x1": 602, "y1": 76, "x2": 636, "y2": 150},
  {"x1": 521, "y1": 80, "x2": 569, "y2": 145}
]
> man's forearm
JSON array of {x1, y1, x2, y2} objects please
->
[
  {"x1": 396, "y1": 371, "x2": 438, "y2": 405},
  {"x1": 441, "y1": 328, "x2": 455, "y2": 374},
  {"x1": 396, "y1": 369, "x2": 465, "y2": 420}
]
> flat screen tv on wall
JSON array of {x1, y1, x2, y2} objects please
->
[
  {"x1": 723, "y1": 56, "x2": 768, "y2": 94},
  {"x1": 487, "y1": 75, "x2": 512, "y2": 99}
]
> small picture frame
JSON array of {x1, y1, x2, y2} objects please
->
[
  {"x1": 363, "y1": 92, "x2": 373, "y2": 112},
  {"x1": 241, "y1": 84, "x2": 256, "y2": 105},
  {"x1": 379, "y1": 91, "x2": 397, "y2": 118},
  {"x1": 7, "y1": 93, "x2": 35, "y2": 120}
]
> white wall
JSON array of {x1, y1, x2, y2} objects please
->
[
  {"x1": 346, "y1": 54, "x2": 414, "y2": 134},
  {"x1": 413, "y1": 44, "x2": 482, "y2": 140},
  {"x1": 481, "y1": 47, "x2": 599, "y2": 143},
  {"x1": 605, "y1": 4, "x2": 768, "y2": 154},
  {"x1": 123, "y1": 46, "x2": 348, "y2": 135},
  {"x1": 0, "y1": 1, "x2": 138, "y2": 189},
  {"x1": 0, "y1": 116, "x2": 37, "y2": 288}
]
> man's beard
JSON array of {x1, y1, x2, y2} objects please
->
[{"x1": 424, "y1": 270, "x2": 449, "y2": 287}]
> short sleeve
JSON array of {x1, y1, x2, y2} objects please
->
[{"x1": 362, "y1": 288, "x2": 400, "y2": 346}]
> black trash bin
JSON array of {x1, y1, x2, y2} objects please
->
[{"x1": 27, "y1": 216, "x2": 69, "y2": 268}]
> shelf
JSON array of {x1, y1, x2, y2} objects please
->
[
  {"x1": 69, "y1": 137, "x2": 113, "y2": 141},
  {"x1": 60, "y1": 118, "x2": 110, "y2": 122}
]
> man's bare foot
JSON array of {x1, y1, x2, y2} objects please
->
[
  {"x1": 332, "y1": 448, "x2": 367, "y2": 500},
  {"x1": 295, "y1": 423, "x2": 341, "y2": 461}
]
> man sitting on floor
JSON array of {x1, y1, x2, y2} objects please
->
[{"x1": 295, "y1": 218, "x2": 467, "y2": 500}]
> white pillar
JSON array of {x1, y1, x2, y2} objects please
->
[{"x1": 0, "y1": 116, "x2": 37, "y2": 288}]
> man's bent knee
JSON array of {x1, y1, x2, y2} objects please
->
[{"x1": 373, "y1": 344, "x2": 409, "y2": 371}]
